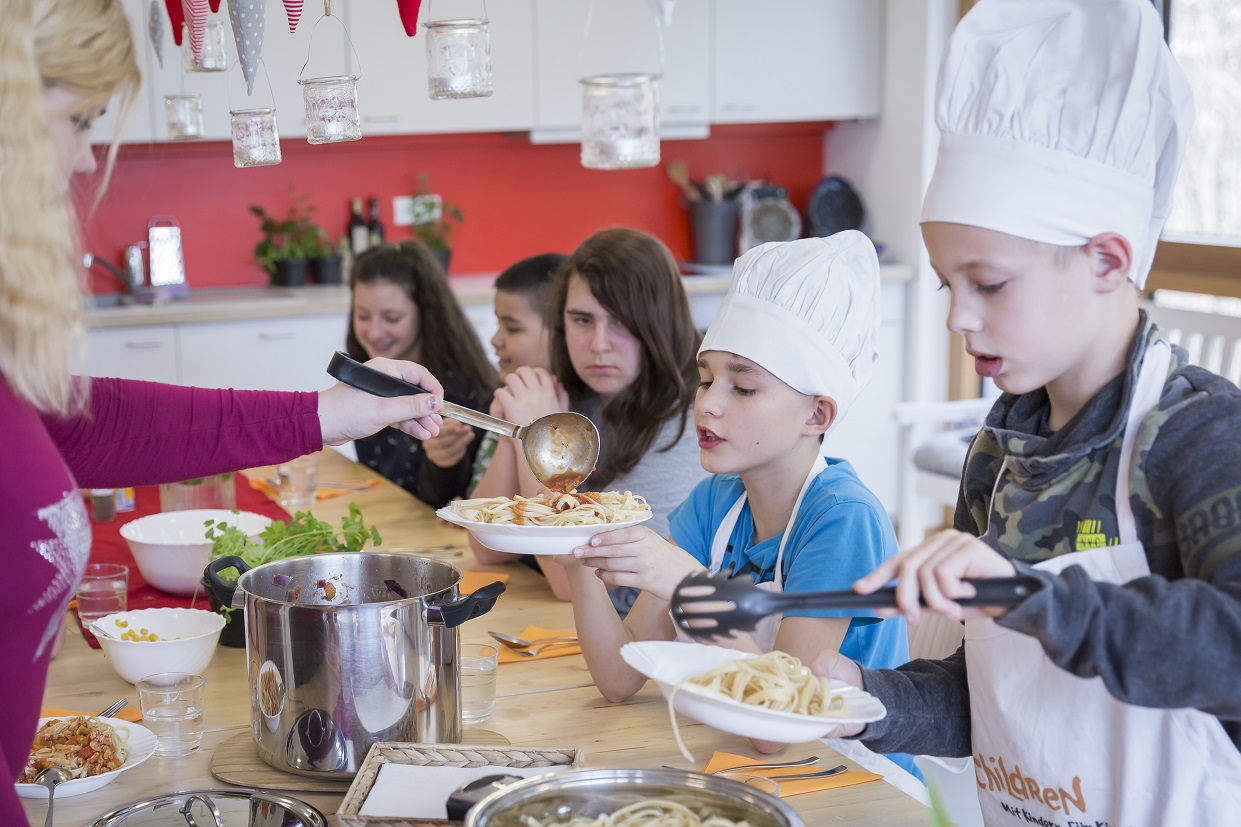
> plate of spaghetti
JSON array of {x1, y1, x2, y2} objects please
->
[
  {"x1": 621, "y1": 642, "x2": 885, "y2": 758},
  {"x1": 16, "y1": 716, "x2": 157, "y2": 799},
  {"x1": 436, "y1": 491, "x2": 652, "y2": 555}
]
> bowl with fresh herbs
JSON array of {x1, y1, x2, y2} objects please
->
[
  {"x1": 202, "y1": 504, "x2": 382, "y2": 645},
  {"x1": 122, "y1": 509, "x2": 271, "y2": 596}
]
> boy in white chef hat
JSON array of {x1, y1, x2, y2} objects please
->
[
  {"x1": 556, "y1": 229, "x2": 919, "y2": 777},
  {"x1": 816, "y1": 1, "x2": 1241, "y2": 823}
]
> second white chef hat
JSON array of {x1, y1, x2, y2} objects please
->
[
  {"x1": 699, "y1": 231, "x2": 880, "y2": 424},
  {"x1": 920, "y1": 0, "x2": 1194, "y2": 288}
]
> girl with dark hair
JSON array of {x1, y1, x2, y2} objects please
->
[
  {"x1": 487, "y1": 229, "x2": 709, "y2": 609},
  {"x1": 347, "y1": 240, "x2": 498, "y2": 507}
]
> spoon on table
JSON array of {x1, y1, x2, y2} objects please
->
[
  {"x1": 489, "y1": 631, "x2": 578, "y2": 650},
  {"x1": 328, "y1": 352, "x2": 600, "y2": 492},
  {"x1": 33, "y1": 767, "x2": 71, "y2": 827}
]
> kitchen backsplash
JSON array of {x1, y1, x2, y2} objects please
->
[{"x1": 80, "y1": 122, "x2": 831, "y2": 294}]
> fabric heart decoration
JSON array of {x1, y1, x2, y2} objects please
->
[
  {"x1": 163, "y1": 0, "x2": 184, "y2": 45},
  {"x1": 396, "y1": 0, "x2": 422, "y2": 37},
  {"x1": 227, "y1": 0, "x2": 265, "y2": 96},
  {"x1": 148, "y1": 0, "x2": 166, "y2": 67},
  {"x1": 282, "y1": 0, "x2": 304, "y2": 33},
  {"x1": 182, "y1": 0, "x2": 209, "y2": 65}
]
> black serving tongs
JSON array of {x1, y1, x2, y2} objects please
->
[{"x1": 669, "y1": 570, "x2": 1042, "y2": 639}]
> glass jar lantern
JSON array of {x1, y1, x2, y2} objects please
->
[
  {"x1": 230, "y1": 108, "x2": 282, "y2": 167},
  {"x1": 580, "y1": 73, "x2": 660, "y2": 170},
  {"x1": 299, "y1": 75, "x2": 362, "y2": 144},
  {"x1": 426, "y1": 18, "x2": 493, "y2": 99},
  {"x1": 184, "y1": 20, "x2": 228, "y2": 72},
  {"x1": 164, "y1": 92, "x2": 204, "y2": 140}
]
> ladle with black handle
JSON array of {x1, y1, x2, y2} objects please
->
[
  {"x1": 328, "y1": 351, "x2": 600, "y2": 491},
  {"x1": 670, "y1": 570, "x2": 1043, "y2": 639}
]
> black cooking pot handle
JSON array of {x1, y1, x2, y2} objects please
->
[
  {"x1": 203, "y1": 555, "x2": 250, "y2": 609},
  {"x1": 429, "y1": 581, "x2": 507, "y2": 628},
  {"x1": 328, "y1": 351, "x2": 433, "y2": 397}
]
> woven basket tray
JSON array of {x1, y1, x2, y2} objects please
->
[{"x1": 337, "y1": 742, "x2": 585, "y2": 826}]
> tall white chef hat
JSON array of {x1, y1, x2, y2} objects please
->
[
  {"x1": 698, "y1": 230, "x2": 880, "y2": 422},
  {"x1": 920, "y1": 0, "x2": 1194, "y2": 288}
]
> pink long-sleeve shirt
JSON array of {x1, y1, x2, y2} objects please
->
[{"x1": 2, "y1": 375, "x2": 320, "y2": 822}]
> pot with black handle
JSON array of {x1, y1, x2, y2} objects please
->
[{"x1": 203, "y1": 552, "x2": 505, "y2": 778}]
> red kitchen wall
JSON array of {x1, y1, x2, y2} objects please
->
[{"x1": 81, "y1": 122, "x2": 831, "y2": 294}]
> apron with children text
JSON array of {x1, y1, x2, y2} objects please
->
[{"x1": 965, "y1": 340, "x2": 1241, "y2": 825}]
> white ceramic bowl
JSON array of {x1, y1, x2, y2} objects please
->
[
  {"x1": 120, "y1": 509, "x2": 270, "y2": 595},
  {"x1": 435, "y1": 508, "x2": 652, "y2": 555},
  {"x1": 15, "y1": 717, "x2": 157, "y2": 799},
  {"x1": 92, "y1": 608, "x2": 226, "y2": 684}
]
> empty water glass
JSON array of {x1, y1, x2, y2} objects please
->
[
  {"x1": 165, "y1": 93, "x2": 204, "y2": 141},
  {"x1": 137, "y1": 672, "x2": 206, "y2": 757},
  {"x1": 426, "y1": 18, "x2": 493, "y2": 99},
  {"x1": 277, "y1": 454, "x2": 320, "y2": 510},
  {"x1": 300, "y1": 75, "x2": 361, "y2": 144},
  {"x1": 580, "y1": 73, "x2": 660, "y2": 170},
  {"x1": 231, "y1": 108, "x2": 282, "y2": 167}
]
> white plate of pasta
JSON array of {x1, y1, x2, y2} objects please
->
[
  {"x1": 621, "y1": 642, "x2": 886, "y2": 748},
  {"x1": 437, "y1": 491, "x2": 652, "y2": 555},
  {"x1": 15, "y1": 716, "x2": 157, "y2": 799}
]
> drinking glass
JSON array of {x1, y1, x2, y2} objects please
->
[
  {"x1": 230, "y1": 108, "x2": 282, "y2": 167},
  {"x1": 299, "y1": 76, "x2": 361, "y2": 144},
  {"x1": 426, "y1": 19, "x2": 493, "y2": 99},
  {"x1": 137, "y1": 672, "x2": 206, "y2": 757},
  {"x1": 460, "y1": 642, "x2": 498, "y2": 724},
  {"x1": 76, "y1": 563, "x2": 128, "y2": 625},
  {"x1": 277, "y1": 454, "x2": 320, "y2": 510},
  {"x1": 580, "y1": 73, "x2": 660, "y2": 170},
  {"x1": 164, "y1": 93, "x2": 204, "y2": 140},
  {"x1": 159, "y1": 473, "x2": 236, "y2": 512}
]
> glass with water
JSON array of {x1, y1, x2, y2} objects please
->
[
  {"x1": 137, "y1": 672, "x2": 206, "y2": 757},
  {"x1": 460, "y1": 643, "x2": 498, "y2": 724},
  {"x1": 76, "y1": 563, "x2": 128, "y2": 624}
]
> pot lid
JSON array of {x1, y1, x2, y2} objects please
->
[{"x1": 87, "y1": 788, "x2": 327, "y2": 827}]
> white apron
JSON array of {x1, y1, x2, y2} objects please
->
[{"x1": 965, "y1": 340, "x2": 1241, "y2": 825}]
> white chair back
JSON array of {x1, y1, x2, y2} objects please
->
[{"x1": 1145, "y1": 301, "x2": 1241, "y2": 386}]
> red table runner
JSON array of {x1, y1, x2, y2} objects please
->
[{"x1": 75, "y1": 476, "x2": 289, "y2": 646}]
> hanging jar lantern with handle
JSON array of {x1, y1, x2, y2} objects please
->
[
  {"x1": 425, "y1": 0, "x2": 493, "y2": 99},
  {"x1": 229, "y1": 59, "x2": 282, "y2": 168},
  {"x1": 298, "y1": 1, "x2": 363, "y2": 144},
  {"x1": 577, "y1": 0, "x2": 665, "y2": 170}
]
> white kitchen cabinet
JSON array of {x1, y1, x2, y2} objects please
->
[
  {"x1": 532, "y1": 0, "x2": 710, "y2": 133},
  {"x1": 90, "y1": 0, "x2": 156, "y2": 145},
  {"x1": 344, "y1": 0, "x2": 536, "y2": 135},
  {"x1": 82, "y1": 325, "x2": 179, "y2": 384},
  {"x1": 712, "y1": 0, "x2": 882, "y2": 124},
  {"x1": 178, "y1": 315, "x2": 347, "y2": 392}
]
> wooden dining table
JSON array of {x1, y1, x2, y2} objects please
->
[{"x1": 27, "y1": 449, "x2": 930, "y2": 826}]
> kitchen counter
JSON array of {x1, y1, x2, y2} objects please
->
[{"x1": 83, "y1": 265, "x2": 914, "y2": 330}]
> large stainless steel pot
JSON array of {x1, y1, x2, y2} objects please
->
[
  {"x1": 464, "y1": 768, "x2": 804, "y2": 827},
  {"x1": 204, "y1": 552, "x2": 505, "y2": 778}
]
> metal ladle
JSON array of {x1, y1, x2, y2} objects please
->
[
  {"x1": 328, "y1": 351, "x2": 600, "y2": 492},
  {"x1": 33, "y1": 767, "x2": 71, "y2": 827}
]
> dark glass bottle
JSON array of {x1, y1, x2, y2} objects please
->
[
  {"x1": 348, "y1": 196, "x2": 369, "y2": 256},
  {"x1": 367, "y1": 195, "x2": 386, "y2": 246}
]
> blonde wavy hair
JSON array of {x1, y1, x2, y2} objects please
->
[{"x1": 0, "y1": 0, "x2": 139, "y2": 414}]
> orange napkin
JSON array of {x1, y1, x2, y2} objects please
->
[
  {"x1": 41, "y1": 706, "x2": 142, "y2": 723},
  {"x1": 496, "y1": 625, "x2": 581, "y2": 664},
  {"x1": 460, "y1": 571, "x2": 510, "y2": 594},
  {"x1": 702, "y1": 751, "x2": 882, "y2": 797},
  {"x1": 249, "y1": 477, "x2": 380, "y2": 502}
]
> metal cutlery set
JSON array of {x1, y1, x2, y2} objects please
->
[{"x1": 487, "y1": 631, "x2": 579, "y2": 657}]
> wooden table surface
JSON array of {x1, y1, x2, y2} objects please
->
[{"x1": 27, "y1": 450, "x2": 929, "y2": 826}]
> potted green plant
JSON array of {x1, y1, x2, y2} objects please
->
[
  {"x1": 409, "y1": 173, "x2": 464, "y2": 272},
  {"x1": 250, "y1": 188, "x2": 331, "y2": 287}
]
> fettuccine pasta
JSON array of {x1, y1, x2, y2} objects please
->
[
  {"x1": 669, "y1": 651, "x2": 845, "y2": 761},
  {"x1": 20, "y1": 715, "x2": 129, "y2": 782},
  {"x1": 450, "y1": 490, "x2": 650, "y2": 527},
  {"x1": 519, "y1": 800, "x2": 752, "y2": 827}
]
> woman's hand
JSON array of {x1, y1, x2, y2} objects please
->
[
  {"x1": 423, "y1": 419, "x2": 476, "y2": 468},
  {"x1": 854, "y1": 529, "x2": 1017, "y2": 624},
  {"x1": 810, "y1": 650, "x2": 868, "y2": 739},
  {"x1": 318, "y1": 358, "x2": 444, "y2": 444},
  {"x1": 570, "y1": 527, "x2": 705, "y2": 601},
  {"x1": 492, "y1": 367, "x2": 567, "y2": 426}
]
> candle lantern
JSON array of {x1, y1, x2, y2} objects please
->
[
  {"x1": 184, "y1": 20, "x2": 228, "y2": 72},
  {"x1": 164, "y1": 93, "x2": 205, "y2": 140},
  {"x1": 580, "y1": 73, "x2": 660, "y2": 170},
  {"x1": 426, "y1": 17, "x2": 493, "y2": 99},
  {"x1": 298, "y1": 9, "x2": 363, "y2": 144},
  {"x1": 230, "y1": 108, "x2": 281, "y2": 167}
]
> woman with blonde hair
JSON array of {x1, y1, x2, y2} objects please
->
[{"x1": 1, "y1": 2, "x2": 447, "y2": 815}]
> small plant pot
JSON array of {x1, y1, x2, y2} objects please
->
[
  {"x1": 431, "y1": 247, "x2": 452, "y2": 274},
  {"x1": 203, "y1": 578, "x2": 246, "y2": 648},
  {"x1": 270, "y1": 258, "x2": 309, "y2": 287},
  {"x1": 312, "y1": 255, "x2": 343, "y2": 285}
]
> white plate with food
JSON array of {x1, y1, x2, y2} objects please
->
[
  {"x1": 436, "y1": 491, "x2": 652, "y2": 555},
  {"x1": 15, "y1": 716, "x2": 158, "y2": 799},
  {"x1": 621, "y1": 641, "x2": 886, "y2": 745}
]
